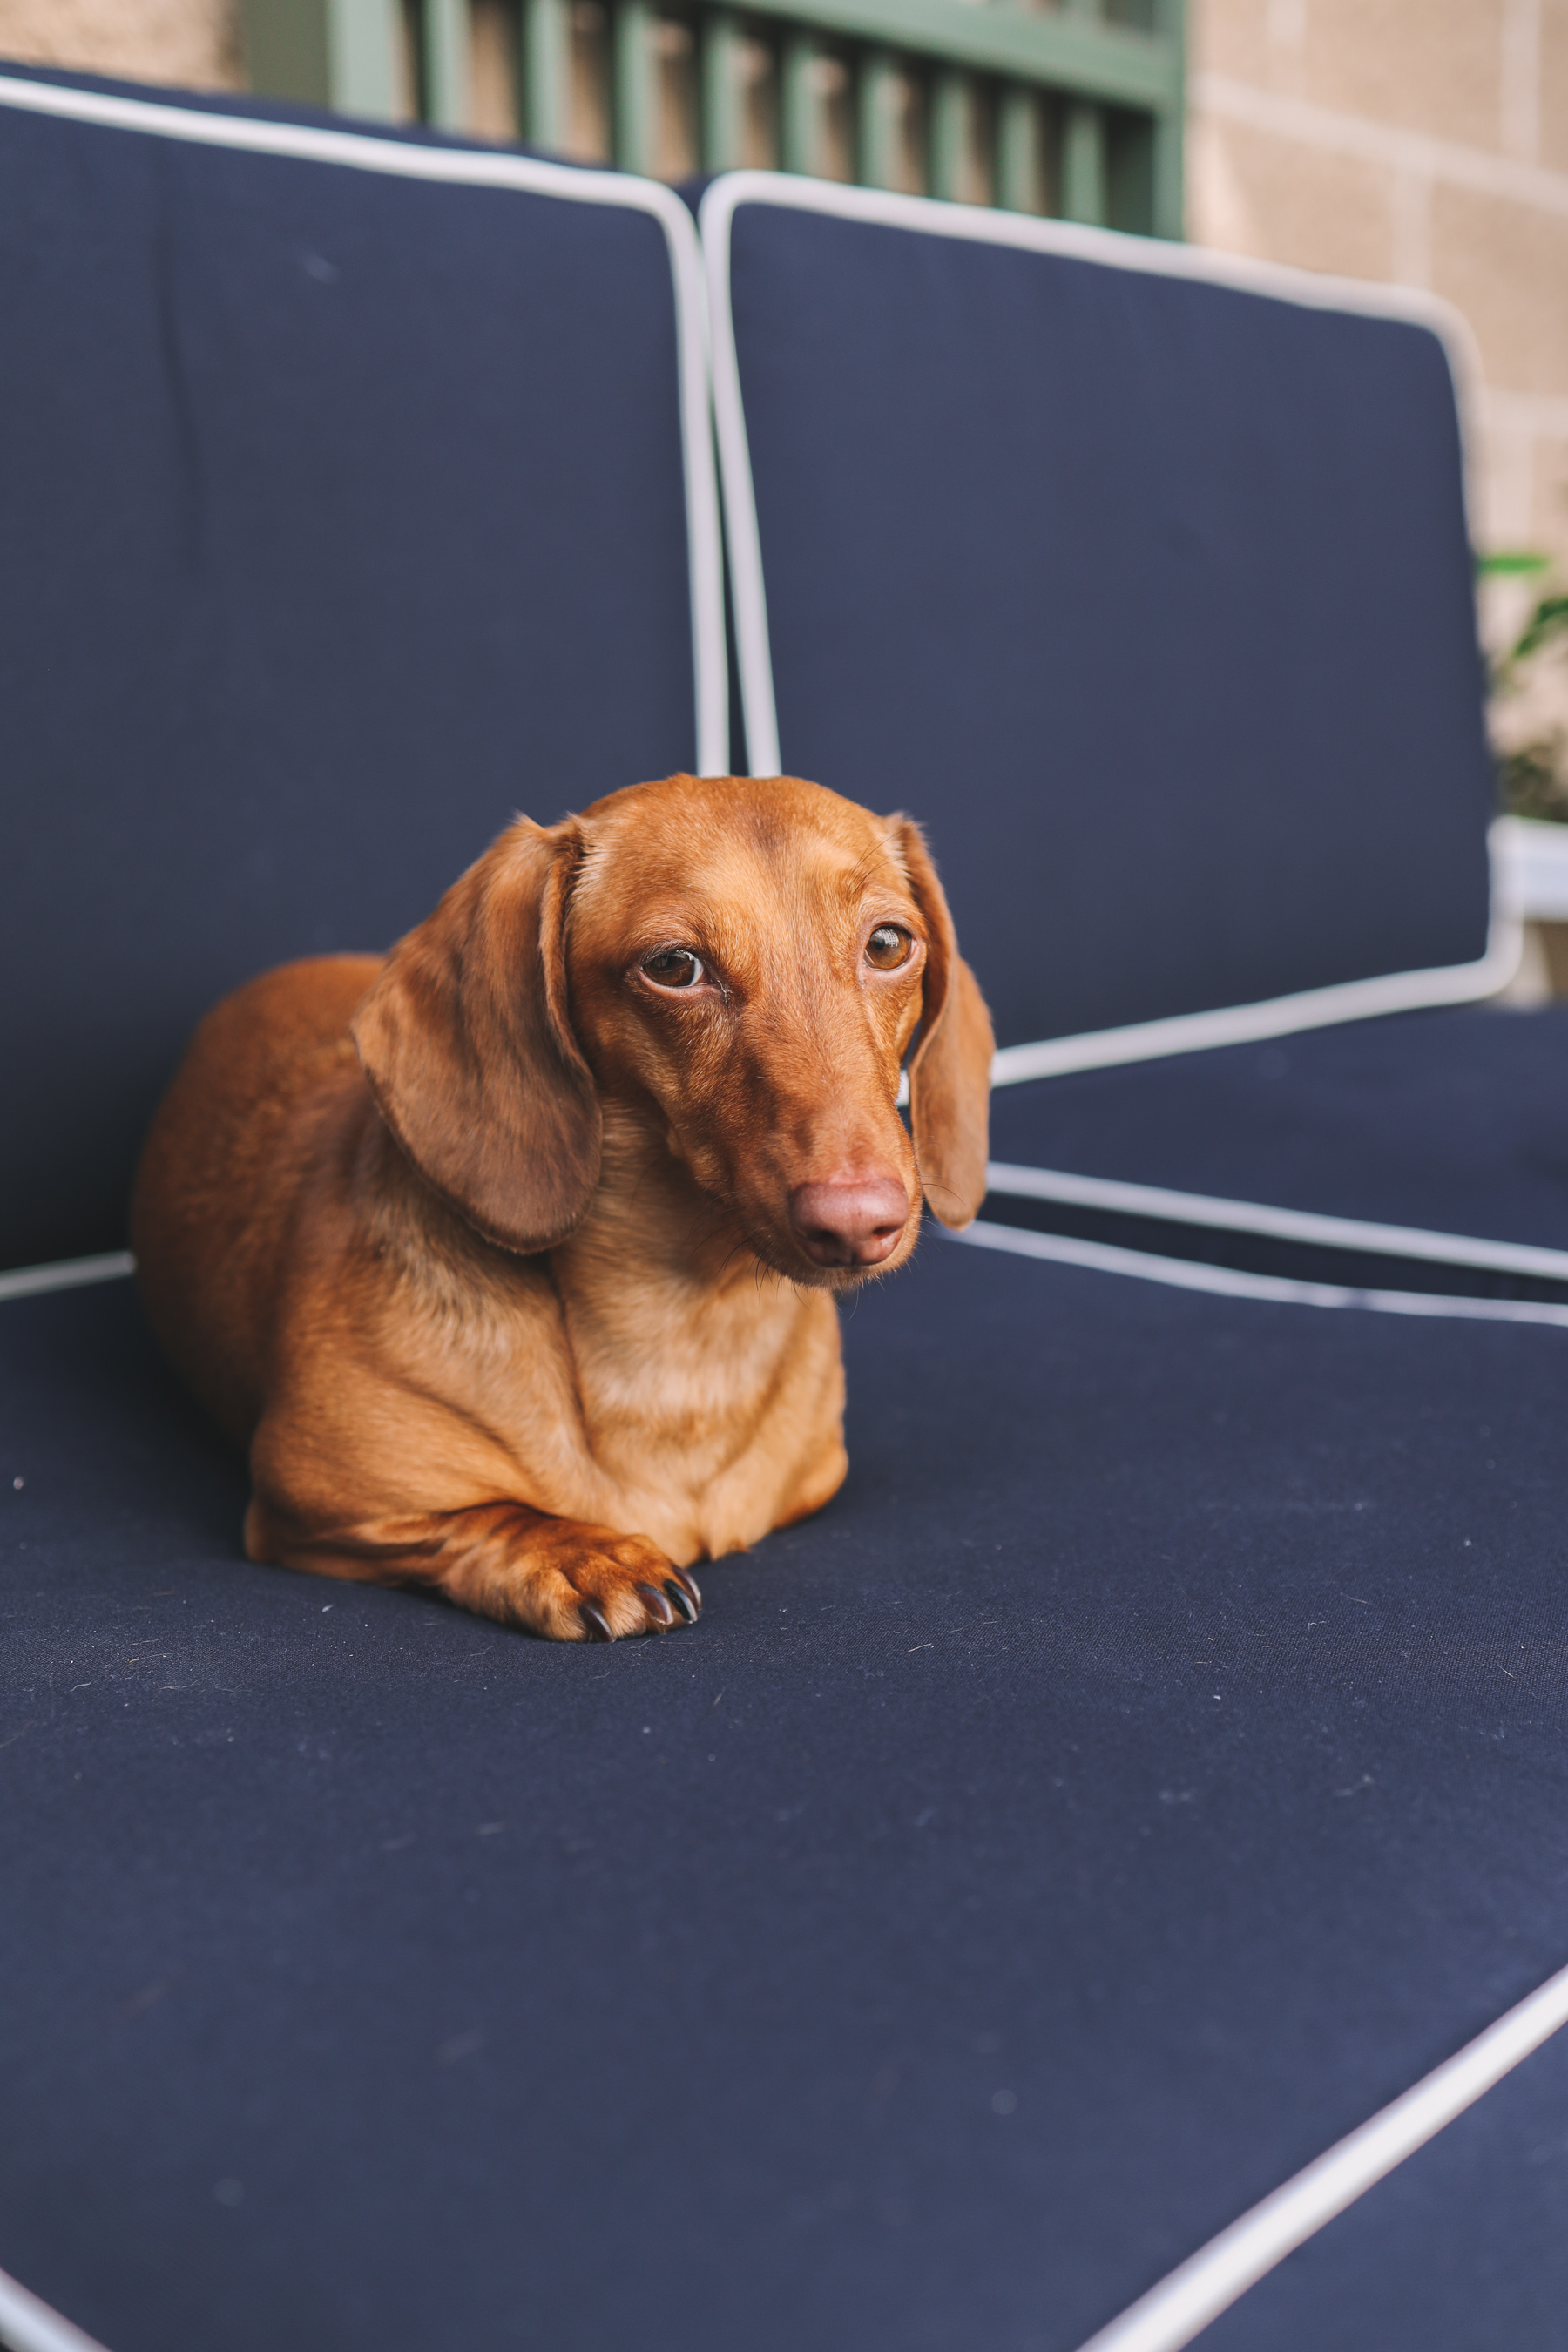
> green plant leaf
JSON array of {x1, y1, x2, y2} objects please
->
[
  {"x1": 1513, "y1": 594, "x2": 1568, "y2": 664},
  {"x1": 1477, "y1": 550, "x2": 1552, "y2": 577}
]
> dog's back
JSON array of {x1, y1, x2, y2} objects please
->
[{"x1": 132, "y1": 955, "x2": 383, "y2": 1444}]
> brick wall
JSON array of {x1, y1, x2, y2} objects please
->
[
  {"x1": 1190, "y1": 0, "x2": 1568, "y2": 576},
  {"x1": 0, "y1": 0, "x2": 240, "y2": 90}
]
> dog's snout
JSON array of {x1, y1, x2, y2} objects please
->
[{"x1": 789, "y1": 1176, "x2": 909, "y2": 1269}]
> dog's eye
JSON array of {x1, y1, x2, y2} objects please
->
[
  {"x1": 865, "y1": 925, "x2": 913, "y2": 971},
  {"x1": 643, "y1": 947, "x2": 704, "y2": 990}
]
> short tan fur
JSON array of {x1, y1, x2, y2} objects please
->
[{"x1": 132, "y1": 774, "x2": 993, "y2": 1641}]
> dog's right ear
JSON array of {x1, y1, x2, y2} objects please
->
[{"x1": 351, "y1": 817, "x2": 601, "y2": 1255}]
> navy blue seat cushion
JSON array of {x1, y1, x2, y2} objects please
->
[
  {"x1": 988, "y1": 1003, "x2": 1568, "y2": 1253},
  {"x1": 717, "y1": 189, "x2": 1494, "y2": 1052},
  {"x1": 0, "y1": 70, "x2": 700, "y2": 1273},
  {"x1": 3, "y1": 1243, "x2": 1566, "y2": 2350},
  {"x1": 1200, "y1": 2021, "x2": 1568, "y2": 2350}
]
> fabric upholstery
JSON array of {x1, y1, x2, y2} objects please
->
[
  {"x1": 718, "y1": 192, "x2": 1495, "y2": 1052},
  {"x1": 3, "y1": 99, "x2": 1561, "y2": 2352},
  {"x1": 3, "y1": 1243, "x2": 1565, "y2": 2350},
  {"x1": 1198, "y1": 2024, "x2": 1568, "y2": 2350},
  {"x1": 988, "y1": 1004, "x2": 1568, "y2": 1253},
  {"x1": 0, "y1": 70, "x2": 700, "y2": 1272}
]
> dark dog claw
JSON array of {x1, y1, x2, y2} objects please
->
[
  {"x1": 637, "y1": 1583, "x2": 677, "y2": 1630},
  {"x1": 578, "y1": 1600, "x2": 614, "y2": 1643},
  {"x1": 672, "y1": 1566, "x2": 701, "y2": 1611},
  {"x1": 664, "y1": 1579, "x2": 699, "y2": 1625}
]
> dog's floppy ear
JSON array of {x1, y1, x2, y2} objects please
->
[
  {"x1": 892, "y1": 818, "x2": 993, "y2": 1230},
  {"x1": 351, "y1": 816, "x2": 601, "y2": 1254}
]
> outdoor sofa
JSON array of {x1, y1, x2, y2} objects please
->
[{"x1": 3, "y1": 64, "x2": 1567, "y2": 2352}]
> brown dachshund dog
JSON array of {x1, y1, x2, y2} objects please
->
[{"x1": 132, "y1": 774, "x2": 993, "y2": 1641}]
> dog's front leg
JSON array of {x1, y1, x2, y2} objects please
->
[{"x1": 244, "y1": 1494, "x2": 701, "y2": 1642}]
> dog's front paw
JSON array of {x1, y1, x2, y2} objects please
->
[
  {"x1": 449, "y1": 1508, "x2": 700, "y2": 1642},
  {"x1": 545, "y1": 1525, "x2": 702, "y2": 1643},
  {"x1": 274, "y1": 1498, "x2": 703, "y2": 1643}
]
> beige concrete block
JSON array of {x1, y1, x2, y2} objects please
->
[
  {"x1": 566, "y1": 3, "x2": 610, "y2": 164},
  {"x1": 1297, "y1": 0, "x2": 1505, "y2": 154},
  {"x1": 1469, "y1": 412, "x2": 1522, "y2": 555},
  {"x1": 1497, "y1": 923, "x2": 1568, "y2": 1003},
  {"x1": 1473, "y1": 402, "x2": 1568, "y2": 555},
  {"x1": 1540, "y1": 0, "x2": 1568, "y2": 173},
  {"x1": 470, "y1": 0, "x2": 519, "y2": 144},
  {"x1": 1432, "y1": 179, "x2": 1568, "y2": 395},
  {"x1": 0, "y1": 0, "x2": 240, "y2": 89},
  {"x1": 1544, "y1": 923, "x2": 1568, "y2": 996},
  {"x1": 1189, "y1": 110, "x2": 1397, "y2": 280},
  {"x1": 1189, "y1": 0, "x2": 1275, "y2": 84},
  {"x1": 1532, "y1": 424, "x2": 1568, "y2": 555}
]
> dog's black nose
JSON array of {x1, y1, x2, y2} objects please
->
[{"x1": 789, "y1": 1177, "x2": 909, "y2": 1267}]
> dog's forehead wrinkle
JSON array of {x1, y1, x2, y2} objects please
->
[
  {"x1": 578, "y1": 778, "x2": 905, "y2": 951},
  {"x1": 843, "y1": 831, "x2": 902, "y2": 897},
  {"x1": 598, "y1": 828, "x2": 796, "y2": 950}
]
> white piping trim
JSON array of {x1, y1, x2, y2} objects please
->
[
  {"x1": 984, "y1": 1163, "x2": 1568, "y2": 1285},
  {"x1": 0, "y1": 2266, "x2": 111, "y2": 2352},
  {"x1": 949, "y1": 1220, "x2": 1568, "y2": 1326},
  {"x1": 0, "y1": 1252, "x2": 134, "y2": 1304},
  {"x1": 700, "y1": 176, "x2": 781, "y2": 777},
  {"x1": 0, "y1": 71, "x2": 727, "y2": 778},
  {"x1": 700, "y1": 169, "x2": 1511, "y2": 1063},
  {"x1": 1071, "y1": 1955, "x2": 1568, "y2": 2352},
  {"x1": 987, "y1": 913, "x2": 1521, "y2": 1083},
  {"x1": 1495, "y1": 814, "x2": 1568, "y2": 925}
]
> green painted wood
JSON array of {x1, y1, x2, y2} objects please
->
[
  {"x1": 1106, "y1": 107, "x2": 1153, "y2": 232},
  {"x1": 1151, "y1": 100, "x2": 1182, "y2": 237},
  {"x1": 326, "y1": 0, "x2": 402, "y2": 118},
  {"x1": 701, "y1": 10, "x2": 746, "y2": 172},
  {"x1": 929, "y1": 65, "x2": 965, "y2": 202},
  {"x1": 240, "y1": 0, "x2": 332, "y2": 106},
  {"x1": 251, "y1": 0, "x2": 1182, "y2": 233},
  {"x1": 994, "y1": 82, "x2": 1038, "y2": 214},
  {"x1": 780, "y1": 27, "x2": 819, "y2": 175},
  {"x1": 423, "y1": 0, "x2": 470, "y2": 129},
  {"x1": 522, "y1": 0, "x2": 569, "y2": 149},
  {"x1": 1064, "y1": 0, "x2": 1107, "y2": 206},
  {"x1": 1109, "y1": 106, "x2": 1161, "y2": 230},
  {"x1": 1150, "y1": 0, "x2": 1184, "y2": 236},
  {"x1": 612, "y1": 0, "x2": 657, "y2": 174},
  {"x1": 855, "y1": 47, "x2": 901, "y2": 190},
  {"x1": 1061, "y1": 98, "x2": 1106, "y2": 222},
  {"x1": 743, "y1": 0, "x2": 1176, "y2": 110}
]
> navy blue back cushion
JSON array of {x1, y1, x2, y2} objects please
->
[
  {"x1": 1, "y1": 75, "x2": 699, "y2": 1270},
  {"x1": 719, "y1": 195, "x2": 1496, "y2": 1051}
]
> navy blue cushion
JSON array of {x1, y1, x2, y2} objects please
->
[
  {"x1": 989, "y1": 1003, "x2": 1568, "y2": 1254},
  {"x1": 713, "y1": 186, "x2": 1494, "y2": 1053},
  {"x1": 3, "y1": 1243, "x2": 1566, "y2": 2349},
  {"x1": 1200, "y1": 2024, "x2": 1568, "y2": 2350},
  {"x1": 0, "y1": 71, "x2": 706, "y2": 1273}
]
